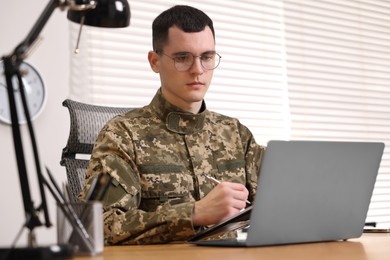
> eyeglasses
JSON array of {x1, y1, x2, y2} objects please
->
[{"x1": 158, "y1": 51, "x2": 221, "y2": 72}]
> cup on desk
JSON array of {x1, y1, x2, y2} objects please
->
[{"x1": 57, "y1": 201, "x2": 104, "y2": 256}]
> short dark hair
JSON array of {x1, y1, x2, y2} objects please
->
[{"x1": 152, "y1": 5, "x2": 215, "y2": 53}]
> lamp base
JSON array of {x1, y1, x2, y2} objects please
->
[{"x1": 0, "y1": 244, "x2": 74, "y2": 260}]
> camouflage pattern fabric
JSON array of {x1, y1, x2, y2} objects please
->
[{"x1": 81, "y1": 88, "x2": 265, "y2": 245}]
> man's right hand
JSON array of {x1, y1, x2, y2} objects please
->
[{"x1": 192, "y1": 181, "x2": 249, "y2": 226}]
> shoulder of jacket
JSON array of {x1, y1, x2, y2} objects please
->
[
  {"x1": 111, "y1": 106, "x2": 153, "y2": 121},
  {"x1": 207, "y1": 110, "x2": 240, "y2": 125},
  {"x1": 206, "y1": 110, "x2": 254, "y2": 137},
  {"x1": 101, "y1": 106, "x2": 154, "y2": 132}
]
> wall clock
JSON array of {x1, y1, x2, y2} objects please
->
[{"x1": 0, "y1": 61, "x2": 46, "y2": 124}]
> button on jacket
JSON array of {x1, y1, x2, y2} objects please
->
[{"x1": 82, "y1": 88, "x2": 265, "y2": 245}]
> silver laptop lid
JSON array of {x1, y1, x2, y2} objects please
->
[{"x1": 247, "y1": 140, "x2": 384, "y2": 246}]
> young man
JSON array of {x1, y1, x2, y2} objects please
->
[{"x1": 81, "y1": 5, "x2": 264, "y2": 245}]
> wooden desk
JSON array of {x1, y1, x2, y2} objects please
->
[{"x1": 74, "y1": 233, "x2": 390, "y2": 260}]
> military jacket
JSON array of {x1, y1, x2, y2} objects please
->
[{"x1": 82, "y1": 88, "x2": 265, "y2": 245}]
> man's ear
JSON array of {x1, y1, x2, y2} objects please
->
[{"x1": 148, "y1": 51, "x2": 160, "y2": 73}]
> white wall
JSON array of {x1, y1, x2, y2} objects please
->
[{"x1": 0, "y1": 0, "x2": 70, "y2": 246}]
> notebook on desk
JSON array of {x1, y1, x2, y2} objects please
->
[{"x1": 191, "y1": 140, "x2": 385, "y2": 247}]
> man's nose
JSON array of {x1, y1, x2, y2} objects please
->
[{"x1": 188, "y1": 57, "x2": 204, "y2": 74}]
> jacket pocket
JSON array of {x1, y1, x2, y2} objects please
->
[{"x1": 138, "y1": 164, "x2": 193, "y2": 209}]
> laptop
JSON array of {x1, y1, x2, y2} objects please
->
[{"x1": 191, "y1": 140, "x2": 384, "y2": 247}]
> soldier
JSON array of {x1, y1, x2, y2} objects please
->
[{"x1": 81, "y1": 5, "x2": 265, "y2": 245}]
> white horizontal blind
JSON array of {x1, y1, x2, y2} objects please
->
[
  {"x1": 68, "y1": 1, "x2": 162, "y2": 106},
  {"x1": 69, "y1": 0, "x2": 390, "y2": 225},
  {"x1": 284, "y1": 0, "x2": 390, "y2": 226}
]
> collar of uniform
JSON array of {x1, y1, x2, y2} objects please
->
[{"x1": 150, "y1": 88, "x2": 207, "y2": 134}]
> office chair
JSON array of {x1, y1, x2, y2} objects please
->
[{"x1": 60, "y1": 99, "x2": 133, "y2": 202}]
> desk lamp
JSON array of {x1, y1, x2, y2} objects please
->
[{"x1": 0, "y1": 1, "x2": 130, "y2": 259}]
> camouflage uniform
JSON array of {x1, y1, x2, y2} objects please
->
[{"x1": 82, "y1": 88, "x2": 265, "y2": 245}]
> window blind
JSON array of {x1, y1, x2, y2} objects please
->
[
  {"x1": 69, "y1": 0, "x2": 390, "y2": 226},
  {"x1": 284, "y1": 0, "x2": 390, "y2": 226}
]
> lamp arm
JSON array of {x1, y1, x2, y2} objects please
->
[
  {"x1": 3, "y1": 0, "x2": 63, "y2": 234},
  {"x1": 3, "y1": 58, "x2": 42, "y2": 231},
  {"x1": 3, "y1": 0, "x2": 97, "y2": 238},
  {"x1": 0, "y1": 0, "x2": 129, "y2": 257},
  {"x1": 12, "y1": 0, "x2": 60, "y2": 62}
]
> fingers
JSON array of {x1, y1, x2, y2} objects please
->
[
  {"x1": 215, "y1": 182, "x2": 249, "y2": 207},
  {"x1": 192, "y1": 181, "x2": 250, "y2": 226}
]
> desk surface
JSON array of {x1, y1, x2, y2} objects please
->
[{"x1": 74, "y1": 233, "x2": 390, "y2": 260}]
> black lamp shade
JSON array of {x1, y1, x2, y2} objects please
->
[{"x1": 67, "y1": 0, "x2": 130, "y2": 28}]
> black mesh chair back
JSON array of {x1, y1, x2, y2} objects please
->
[{"x1": 60, "y1": 99, "x2": 133, "y2": 202}]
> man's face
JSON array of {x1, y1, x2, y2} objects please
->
[{"x1": 149, "y1": 26, "x2": 216, "y2": 113}]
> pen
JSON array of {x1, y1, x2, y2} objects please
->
[{"x1": 203, "y1": 174, "x2": 251, "y2": 205}]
